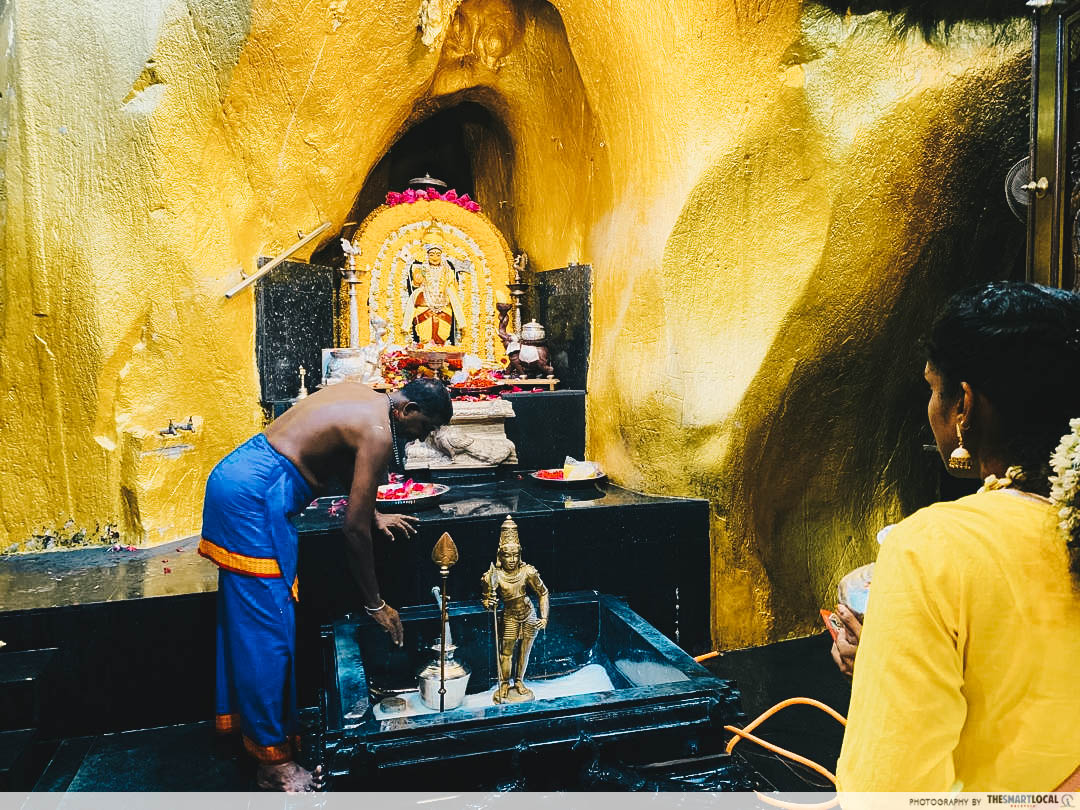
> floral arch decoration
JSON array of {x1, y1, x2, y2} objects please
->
[{"x1": 349, "y1": 198, "x2": 514, "y2": 362}]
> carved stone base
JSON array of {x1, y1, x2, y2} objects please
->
[{"x1": 405, "y1": 398, "x2": 517, "y2": 470}]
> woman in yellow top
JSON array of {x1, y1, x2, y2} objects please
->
[{"x1": 835, "y1": 281, "x2": 1080, "y2": 791}]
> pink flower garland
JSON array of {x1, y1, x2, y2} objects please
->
[{"x1": 385, "y1": 187, "x2": 482, "y2": 212}]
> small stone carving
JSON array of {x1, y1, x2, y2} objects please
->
[
  {"x1": 404, "y1": 398, "x2": 517, "y2": 469},
  {"x1": 434, "y1": 425, "x2": 516, "y2": 465}
]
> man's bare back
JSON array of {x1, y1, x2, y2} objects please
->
[
  {"x1": 261, "y1": 381, "x2": 446, "y2": 631},
  {"x1": 264, "y1": 382, "x2": 391, "y2": 493}
]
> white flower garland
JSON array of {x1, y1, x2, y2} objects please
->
[
  {"x1": 369, "y1": 242, "x2": 382, "y2": 343},
  {"x1": 1049, "y1": 417, "x2": 1080, "y2": 548},
  {"x1": 470, "y1": 258, "x2": 481, "y2": 356}
]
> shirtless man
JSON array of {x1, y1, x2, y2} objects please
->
[{"x1": 199, "y1": 379, "x2": 451, "y2": 791}]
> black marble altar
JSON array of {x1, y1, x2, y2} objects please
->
[
  {"x1": 321, "y1": 592, "x2": 754, "y2": 786},
  {"x1": 292, "y1": 478, "x2": 711, "y2": 706},
  {"x1": 254, "y1": 258, "x2": 336, "y2": 402}
]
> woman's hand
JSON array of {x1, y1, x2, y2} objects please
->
[
  {"x1": 830, "y1": 603, "x2": 863, "y2": 677},
  {"x1": 374, "y1": 512, "x2": 419, "y2": 541}
]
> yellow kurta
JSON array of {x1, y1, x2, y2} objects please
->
[{"x1": 836, "y1": 489, "x2": 1080, "y2": 791}]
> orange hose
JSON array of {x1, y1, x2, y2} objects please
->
[
  {"x1": 723, "y1": 725, "x2": 837, "y2": 785},
  {"x1": 694, "y1": 651, "x2": 720, "y2": 662},
  {"x1": 722, "y1": 696, "x2": 848, "y2": 808},
  {"x1": 726, "y1": 697, "x2": 846, "y2": 752}
]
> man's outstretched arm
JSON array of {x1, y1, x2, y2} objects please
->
[{"x1": 343, "y1": 437, "x2": 404, "y2": 646}]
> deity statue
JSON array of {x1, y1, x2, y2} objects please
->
[
  {"x1": 402, "y1": 222, "x2": 466, "y2": 346},
  {"x1": 481, "y1": 515, "x2": 549, "y2": 704},
  {"x1": 357, "y1": 315, "x2": 388, "y2": 385}
]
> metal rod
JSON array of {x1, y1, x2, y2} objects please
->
[
  {"x1": 223, "y1": 221, "x2": 332, "y2": 298},
  {"x1": 439, "y1": 567, "x2": 449, "y2": 712}
]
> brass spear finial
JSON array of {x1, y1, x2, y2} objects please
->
[{"x1": 432, "y1": 532, "x2": 459, "y2": 569}]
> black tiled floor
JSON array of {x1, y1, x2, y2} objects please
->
[
  {"x1": 33, "y1": 737, "x2": 93, "y2": 793},
  {"x1": 0, "y1": 728, "x2": 36, "y2": 791},
  {"x1": 38, "y1": 723, "x2": 251, "y2": 792}
]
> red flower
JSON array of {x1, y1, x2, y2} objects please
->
[
  {"x1": 383, "y1": 187, "x2": 482, "y2": 212},
  {"x1": 163, "y1": 567, "x2": 172, "y2": 574}
]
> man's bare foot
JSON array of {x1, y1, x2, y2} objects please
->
[{"x1": 256, "y1": 761, "x2": 325, "y2": 792}]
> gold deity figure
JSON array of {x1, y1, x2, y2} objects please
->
[
  {"x1": 402, "y1": 222, "x2": 465, "y2": 346},
  {"x1": 481, "y1": 515, "x2": 549, "y2": 704}
]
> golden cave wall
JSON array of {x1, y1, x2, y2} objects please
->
[{"x1": 0, "y1": 0, "x2": 1029, "y2": 646}]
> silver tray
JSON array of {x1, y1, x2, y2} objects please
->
[
  {"x1": 375, "y1": 483, "x2": 449, "y2": 512},
  {"x1": 529, "y1": 470, "x2": 607, "y2": 489}
]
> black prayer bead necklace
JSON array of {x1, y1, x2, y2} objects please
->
[{"x1": 386, "y1": 393, "x2": 402, "y2": 469}]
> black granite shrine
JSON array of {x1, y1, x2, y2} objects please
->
[
  {"x1": 500, "y1": 390, "x2": 585, "y2": 470},
  {"x1": 706, "y1": 632, "x2": 852, "y2": 791},
  {"x1": 321, "y1": 592, "x2": 760, "y2": 790},
  {"x1": 291, "y1": 478, "x2": 711, "y2": 710},
  {"x1": 254, "y1": 258, "x2": 337, "y2": 403},
  {"x1": 535, "y1": 264, "x2": 591, "y2": 392}
]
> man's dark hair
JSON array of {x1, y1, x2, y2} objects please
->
[
  {"x1": 925, "y1": 281, "x2": 1080, "y2": 495},
  {"x1": 401, "y1": 378, "x2": 453, "y2": 424}
]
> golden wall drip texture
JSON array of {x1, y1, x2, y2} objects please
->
[{"x1": 0, "y1": 0, "x2": 1029, "y2": 646}]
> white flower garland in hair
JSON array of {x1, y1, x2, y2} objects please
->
[{"x1": 1049, "y1": 417, "x2": 1080, "y2": 548}]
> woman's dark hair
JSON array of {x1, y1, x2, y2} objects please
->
[
  {"x1": 925, "y1": 282, "x2": 1080, "y2": 577},
  {"x1": 401, "y1": 378, "x2": 453, "y2": 424},
  {"x1": 925, "y1": 281, "x2": 1080, "y2": 494}
]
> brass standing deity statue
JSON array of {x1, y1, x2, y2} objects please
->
[{"x1": 481, "y1": 515, "x2": 549, "y2": 704}]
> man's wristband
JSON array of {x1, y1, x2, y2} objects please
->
[{"x1": 364, "y1": 599, "x2": 387, "y2": 614}]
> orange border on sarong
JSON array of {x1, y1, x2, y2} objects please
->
[
  {"x1": 198, "y1": 537, "x2": 282, "y2": 577},
  {"x1": 199, "y1": 537, "x2": 300, "y2": 603},
  {"x1": 215, "y1": 712, "x2": 239, "y2": 734},
  {"x1": 243, "y1": 734, "x2": 294, "y2": 764}
]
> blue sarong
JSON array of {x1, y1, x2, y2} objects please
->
[{"x1": 199, "y1": 434, "x2": 313, "y2": 762}]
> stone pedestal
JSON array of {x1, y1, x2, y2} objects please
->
[{"x1": 405, "y1": 399, "x2": 517, "y2": 470}]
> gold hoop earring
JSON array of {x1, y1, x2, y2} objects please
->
[{"x1": 947, "y1": 423, "x2": 974, "y2": 472}]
